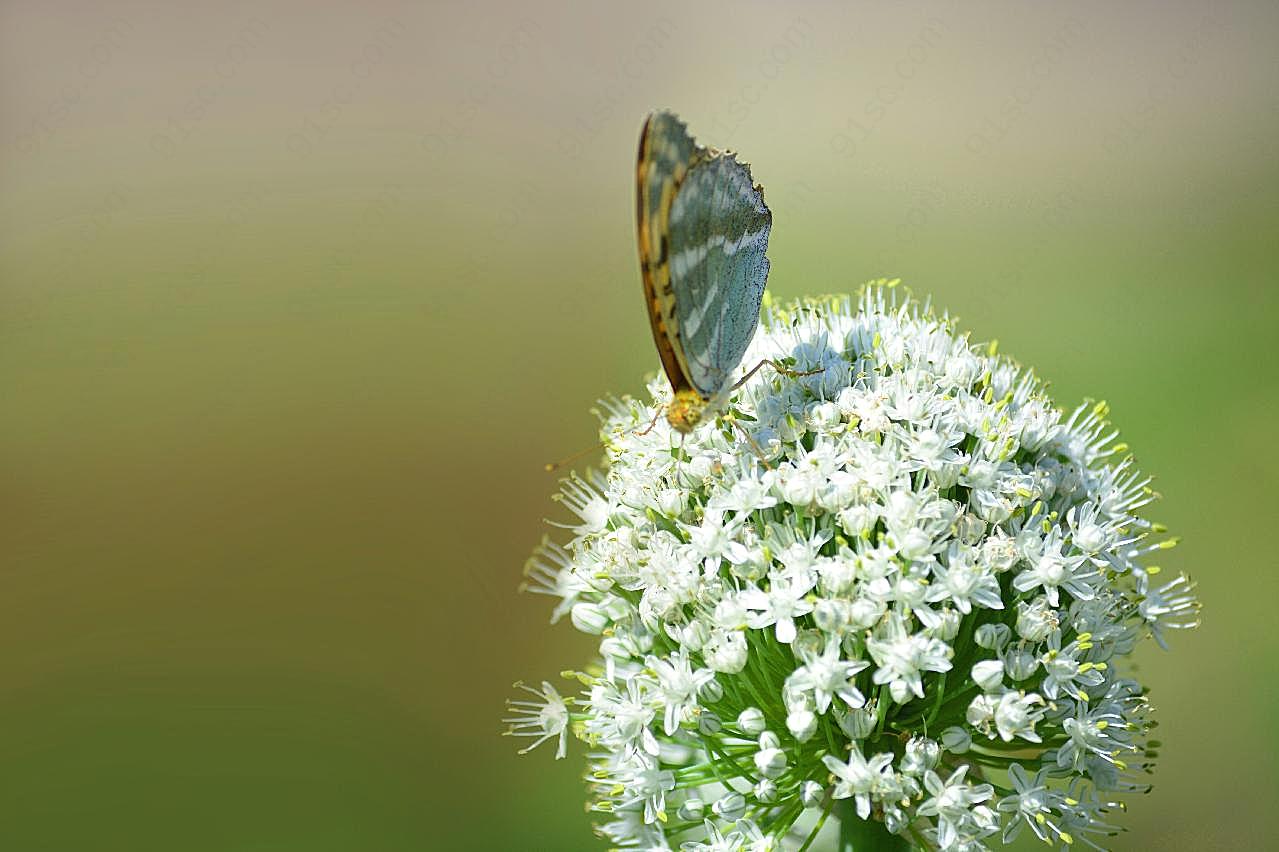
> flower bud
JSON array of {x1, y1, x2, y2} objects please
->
[
  {"x1": 737, "y1": 707, "x2": 766, "y2": 736},
  {"x1": 677, "y1": 798, "x2": 705, "y2": 821},
  {"x1": 754, "y1": 746, "x2": 787, "y2": 779},
  {"x1": 816, "y1": 557, "x2": 856, "y2": 595},
  {"x1": 786, "y1": 708, "x2": 818, "y2": 742},
  {"x1": 972, "y1": 659, "x2": 1005, "y2": 692},
  {"x1": 705, "y1": 631, "x2": 748, "y2": 674},
  {"x1": 792, "y1": 629, "x2": 824, "y2": 660},
  {"x1": 712, "y1": 792, "x2": 747, "y2": 821},
  {"x1": 982, "y1": 534, "x2": 1019, "y2": 572},
  {"x1": 805, "y1": 400, "x2": 842, "y2": 433},
  {"x1": 776, "y1": 413, "x2": 806, "y2": 443},
  {"x1": 1016, "y1": 597, "x2": 1057, "y2": 642},
  {"x1": 835, "y1": 704, "x2": 877, "y2": 740},
  {"x1": 1072, "y1": 520, "x2": 1108, "y2": 554},
  {"x1": 569, "y1": 602, "x2": 609, "y2": 635},
  {"x1": 940, "y1": 726, "x2": 971, "y2": 753},
  {"x1": 687, "y1": 454, "x2": 715, "y2": 481},
  {"x1": 600, "y1": 594, "x2": 630, "y2": 622},
  {"x1": 966, "y1": 693, "x2": 997, "y2": 729},
  {"x1": 955, "y1": 512, "x2": 986, "y2": 544},
  {"x1": 932, "y1": 608, "x2": 962, "y2": 641},
  {"x1": 848, "y1": 596, "x2": 885, "y2": 629},
  {"x1": 619, "y1": 484, "x2": 647, "y2": 511},
  {"x1": 599, "y1": 636, "x2": 626, "y2": 660},
  {"x1": 897, "y1": 528, "x2": 933, "y2": 561},
  {"x1": 813, "y1": 598, "x2": 849, "y2": 632},
  {"x1": 901, "y1": 736, "x2": 941, "y2": 775},
  {"x1": 975, "y1": 622, "x2": 1011, "y2": 651},
  {"x1": 817, "y1": 480, "x2": 855, "y2": 513},
  {"x1": 713, "y1": 597, "x2": 748, "y2": 630},
  {"x1": 656, "y1": 488, "x2": 685, "y2": 517},
  {"x1": 671, "y1": 619, "x2": 709, "y2": 652},
  {"x1": 834, "y1": 386, "x2": 861, "y2": 417},
  {"x1": 1004, "y1": 648, "x2": 1040, "y2": 682},
  {"x1": 780, "y1": 468, "x2": 819, "y2": 506},
  {"x1": 838, "y1": 504, "x2": 876, "y2": 538},
  {"x1": 944, "y1": 351, "x2": 980, "y2": 388},
  {"x1": 753, "y1": 778, "x2": 779, "y2": 803}
]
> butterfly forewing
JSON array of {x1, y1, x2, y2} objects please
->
[{"x1": 636, "y1": 113, "x2": 700, "y2": 395}]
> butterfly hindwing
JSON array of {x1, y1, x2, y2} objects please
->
[{"x1": 666, "y1": 153, "x2": 771, "y2": 399}]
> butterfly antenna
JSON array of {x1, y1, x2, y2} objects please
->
[
  {"x1": 545, "y1": 403, "x2": 669, "y2": 472},
  {"x1": 731, "y1": 359, "x2": 823, "y2": 392},
  {"x1": 544, "y1": 441, "x2": 606, "y2": 473}
]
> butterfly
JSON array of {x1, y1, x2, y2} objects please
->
[{"x1": 636, "y1": 111, "x2": 776, "y2": 434}]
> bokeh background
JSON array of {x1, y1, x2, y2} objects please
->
[{"x1": 3, "y1": 1, "x2": 1276, "y2": 849}]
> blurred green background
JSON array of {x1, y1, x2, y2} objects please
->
[{"x1": 2, "y1": 2, "x2": 1276, "y2": 849}]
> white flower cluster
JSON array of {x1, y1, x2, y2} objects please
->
[{"x1": 506, "y1": 284, "x2": 1199, "y2": 851}]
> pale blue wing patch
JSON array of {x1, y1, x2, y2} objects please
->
[{"x1": 666, "y1": 153, "x2": 771, "y2": 399}]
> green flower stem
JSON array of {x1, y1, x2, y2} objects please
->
[{"x1": 835, "y1": 800, "x2": 911, "y2": 852}]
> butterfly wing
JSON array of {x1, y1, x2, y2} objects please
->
[
  {"x1": 666, "y1": 152, "x2": 771, "y2": 399},
  {"x1": 636, "y1": 112, "x2": 700, "y2": 396}
]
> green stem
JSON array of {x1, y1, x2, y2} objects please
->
[{"x1": 835, "y1": 799, "x2": 912, "y2": 852}]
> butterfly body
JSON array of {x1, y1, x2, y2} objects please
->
[
  {"x1": 664, "y1": 388, "x2": 710, "y2": 433},
  {"x1": 636, "y1": 112, "x2": 772, "y2": 433}
]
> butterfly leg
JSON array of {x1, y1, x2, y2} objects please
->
[
  {"x1": 726, "y1": 415, "x2": 774, "y2": 471},
  {"x1": 634, "y1": 404, "x2": 666, "y2": 437},
  {"x1": 731, "y1": 359, "x2": 824, "y2": 392}
]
